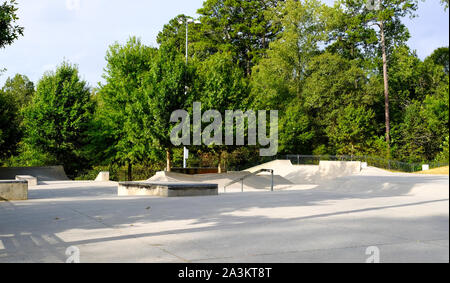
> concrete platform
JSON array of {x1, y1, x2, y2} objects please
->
[
  {"x1": 16, "y1": 176, "x2": 38, "y2": 187},
  {"x1": 118, "y1": 182, "x2": 218, "y2": 197},
  {"x1": 0, "y1": 180, "x2": 28, "y2": 201}
]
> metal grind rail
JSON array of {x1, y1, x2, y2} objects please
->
[{"x1": 223, "y1": 169, "x2": 274, "y2": 193}]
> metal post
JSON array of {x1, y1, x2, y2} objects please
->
[
  {"x1": 271, "y1": 170, "x2": 274, "y2": 192},
  {"x1": 181, "y1": 19, "x2": 200, "y2": 169},
  {"x1": 185, "y1": 22, "x2": 188, "y2": 64},
  {"x1": 241, "y1": 180, "x2": 244, "y2": 192},
  {"x1": 183, "y1": 21, "x2": 189, "y2": 168}
]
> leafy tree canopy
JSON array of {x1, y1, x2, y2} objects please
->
[
  {"x1": 0, "y1": 0, "x2": 23, "y2": 48},
  {"x1": 22, "y1": 62, "x2": 94, "y2": 176}
]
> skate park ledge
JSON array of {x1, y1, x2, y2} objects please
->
[
  {"x1": 95, "y1": 171, "x2": 110, "y2": 182},
  {"x1": 15, "y1": 175, "x2": 38, "y2": 186},
  {"x1": 0, "y1": 180, "x2": 28, "y2": 201},
  {"x1": 118, "y1": 182, "x2": 219, "y2": 197}
]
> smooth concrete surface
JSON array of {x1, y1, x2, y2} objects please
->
[
  {"x1": 0, "y1": 169, "x2": 448, "y2": 263},
  {"x1": 0, "y1": 180, "x2": 28, "y2": 201},
  {"x1": 118, "y1": 182, "x2": 218, "y2": 197},
  {"x1": 16, "y1": 176, "x2": 38, "y2": 187},
  {"x1": 95, "y1": 172, "x2": 110, "y2": 182}
]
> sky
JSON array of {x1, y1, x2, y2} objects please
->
[{"x1": 0, "y1": 0, "x2": 448, "y2": 87}]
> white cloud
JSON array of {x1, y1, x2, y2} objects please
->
[{"x1": 66, "y1": 0, "x2": 81, "y2": 11}]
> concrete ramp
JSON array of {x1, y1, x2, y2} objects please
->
[
  {"x1": 283, "y1": 165, "x2": 322, "y2": 184},
  {"x1": 0, "y1": 166, "x2": 69, "y2": 182},
  {"x1": 246, "y1": 160, "x2": 295, "y2": 176},
  {"x1": 318, "y1": 161, "x2": 361, "y2": 178},
  {"x1": 245, "y1": 160, "x2": 362, "y2": 184}
]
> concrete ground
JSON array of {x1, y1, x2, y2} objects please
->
[{"x1": 0, "y1": 169, "x2": 448, "y2": 263}]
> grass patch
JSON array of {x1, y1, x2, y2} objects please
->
[{"x1": 415, "y1": 166, "x2": 449, "y2": 175}]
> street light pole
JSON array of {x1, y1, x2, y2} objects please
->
[
  {"x1": 185, "y1": 20, "x2": 189, "y2": 65},
  {"x1": 179, "y1": 18, "x2": 200, "y2": 169}
]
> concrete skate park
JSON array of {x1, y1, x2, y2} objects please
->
[{"x1": 0, "y1": 161, "x2": 448, "y2": 263}]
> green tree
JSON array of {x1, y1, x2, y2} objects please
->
[
  {"x1": 327, "y1": 104, "x2": 376, "y2": 155},
  {"x1": 302, "y1": 52, "x2": 380, "y2": 147},
  {"x1": 158, "y1": 1, "x2": 283, "y2": 77},
  {"x1": 434, "y1": 136, "x2": 449, "y2": 163},
  {"x1": 251, "y1": 0, "x2": 326, "y2": 111},
  {"x1": 387, "y1": 45, "x2": 422, "y2": 122},
  {"x1": 387, "y1": 45, "x2": 449, "y2": 161},
  {"x1": 388, "y1": 45, "x2": 448, "y2": 119},
  {"x1": 0, "y1": 89, "x2": 20, "y2": 162},
  {"x1": 22, "y1": 62, "x2": 94, "y2": 177},
  {"x1": 195, "y1": 51, "x2": 248, "y2": 172},
  {"x1": 141, "y1": 45, "x2": 192, "y2": 172},
  {"x1": 425, "y1": 46, "x2": 449, "y2": 75},
  {"x1": 1, "y1": 74, "x2": 34, "y2": 108},
  {"x1": 0, "y1": 74, "x2": 34, "y2": 163},
  {"x1": 0, "y1": 0, "x2": 23, "y2": 48},
  {"x1": 94, "y1": 37, "x2": 157, "y2": 180},
  {"x1": 422, "y1": 75, "x2": 450, "y2": 157},
  {"x1": 195, "y1": 0, "x2": 283, "y2": 76},
  {"x1": 393, "y1": 101, "x2": 432, "y2": 162},
  {"x1": 326, "y1": 0, "x2": 418, "y2": 148},
  {"x1": 157, "y1": 14, "x2": 197, "y2": 56},
  {"x1": 278, "y1": 98, "x2": 315, "y2": 154}
]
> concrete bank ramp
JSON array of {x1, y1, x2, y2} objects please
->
[
  {"x1": 246, "y1": 160, "x2": 362, "y2": 184},
  {"x1": 0, "y1": 166, "x2": 69, "y2": 182},
  {"x1": 318, "y1": 161, "x2": 362, "y2": 179}
]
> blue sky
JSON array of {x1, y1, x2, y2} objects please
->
[{"x1": 0, "y1": 0, "x2": 448, "y2": 87}]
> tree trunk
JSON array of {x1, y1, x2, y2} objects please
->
[
  {"x1": 380, "y1": 20, "x2": 391, "y2": 148},
  {"x1": 127, "y1": 162, "x2": 132, "y2": 181},
  {"x1": 166, "y1": 149, "x2": 172, "y2": 172}
]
